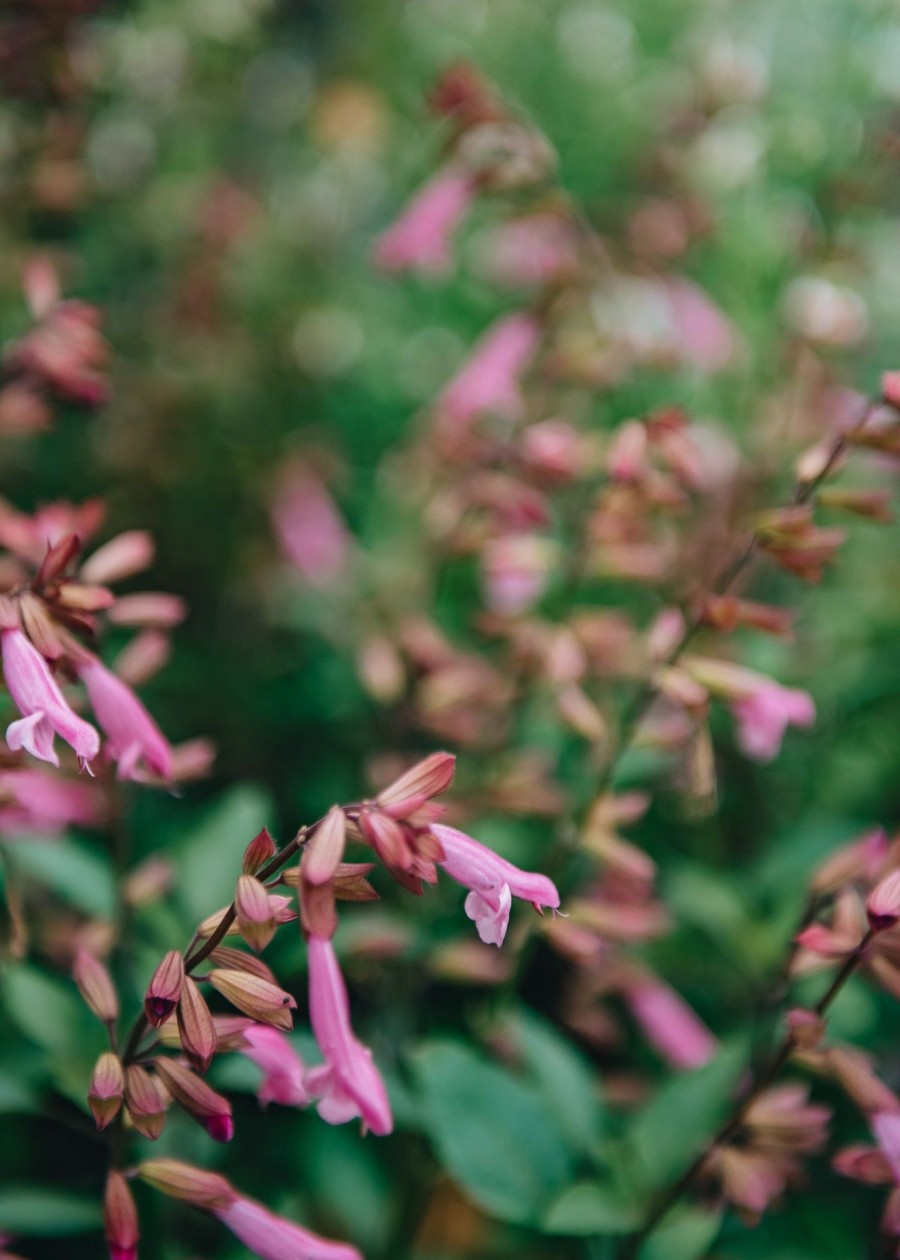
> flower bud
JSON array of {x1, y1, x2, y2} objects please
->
[
  {"x1": 124, "y1": 1065, "x2": 166, "y2": 1141},
  {"x1": 299, "y1": 878, "x2": 338, "y2": 940},
  {"x1": 144, "y1": 951, "x2": 185, "y2": 1027},
  {"x1": 303, "y1": 807, "x2": 346, "y2": 886},
  {"x1": 138, "y1": 1158, "x2": 234, "y2": 1210},
  {"x1": 73, "y1": 948, "x2": 119, "y2": 1025},
  {"x1": 210, "y1": 946, "x2": 278, "y2": 983},
  {"x1": 176, "y1": 976, "x2": 217, "y2": 1073},
  {"x1": 785, "y1": 1008, "x2": 826, "y2": 1050},
  {"x1": 242, "y1": 827, "x2": 276, "y2": 875},
  {"x1": 104, "y1": 1171, "x2": 139, "y2": 1260},
  {"x1": 207, "y1": 969, "x2": 297, "y2": 1031},
  {"x1": 81, "y1": 531, "x2": 155, "y2": 585},
  {"x1": 376, "y1": 752, "x2": 456, "y2": 816},
  {"x1": 235, "y1": 875, "x2": 276, "y2": 952},
  {"x1": 89, "y1": 1052, "x2": 124, "y2": 1130},
  {"x1": 882, "y1": 371, "x2": 900, "y2": 410},
  {"x1": 867, "y1": 870, "x2": 900, "y2": 932},
  {"x1": 153, "y1": 1058, "x2": 234, "y2": 1143}
]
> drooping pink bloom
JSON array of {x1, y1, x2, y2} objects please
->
[
  {"x1": 437, "y1": 313, "x2": 540, "y2": 434},
  {"x1": 373, "y1": 166, "x2": 475, "y2": 276},
  {"x1": 271, "y1": 464, "x2": 351, "y2": 587},
  {"x1": 2, "y1": 628, "x2": 100, "y2": 767},
  {"x1": 622, "y1": 976, "x2": 717, "y2": 1070},
  {"x1": 214, "y1": 1196, "x2": 362, "y2": 1260},
  {"x1": 430, "y1": 823, "x2": 560, "y2": 946},
  {"x1": 305, "y1": 934, "x2": 393, "y2": 1135},
  {"x1": 240, "y1": 1026, "x2": 310, "y2": 1108},
  {"x1": 0, "y1": 767, "x2": 102, "y2": 835},
  {"x1": 730, "y1": 680, "x2": 815, "y2": 762},
  {"x1": 79, "y1": 656, "x2": 172, "y2": 781}
]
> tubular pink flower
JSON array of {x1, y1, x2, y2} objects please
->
[
  {"x1": 731, "y1": 680, "x2": 815, "y2": 762},
  {"x1": 271, "y1": 465, "x2": 351, "y2": 587},
  {"x1": 373, "y1": 166, "x2": 475, "y2": 276},
  {"x1": 240, "y1": 1026, "x2": 310, "y2": 1107},
  {"x1": 623, "y1": 977, "x2": 717, "y2": 1070},
  {"x1": 214, "y1": 1196, "x2": 362, "y2": 1260},
  {"x1": 0, "y1": 767, "x2": 101, "y2": 835},
  {"x1": 430, "y1": 823, "x2": 560, "y2": 947},
  {"x1": 79, "y1": 656, "x2": 172, "y2": 781},
  {"x1": 2, "y1": 628, "x2": 99, "y2": 767},
  {"x1": 437, "y1": 313, "x2": 540, "y2": 433},
  {"x1": 305, "y1": 934, "x2": 392, "y2": 1136}
]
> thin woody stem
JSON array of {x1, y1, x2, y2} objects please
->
[{"x1": 620, "y1": 928, "x2": 876, "y2": 1258}]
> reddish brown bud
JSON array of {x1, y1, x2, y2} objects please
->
[
  {"x1": 818, "y1": 487, "x2": 894, "y2": 523},
  {"x1": 88, "y1": 1052, "x2": 124, "y2": 1130},
  {"x1": 35, "y1": 532, "x2": 80, "y2": 587},
  {"x1": 242, "y1": 827, "x2": 276, "y2": 875},
  {"x1": 303, "y1": 807, "x2": 346, "y2": 886},
  {"x1": 299, "y1": 878, "x2": 337, "y2": 940},
  {"x1": 376, "y1": 751, "x2": 456, "y2": 816},
  {"x1": 73, "y1": 948, "x2": 119, "y2": 1025},
  {"x1": 207, "y1": 969, "x2": 297, "y2": 1031},
  {"x1": 209, "y1": 946, "x2": 278, "y2": 983},
  {"x1": 17, "y1": 592, "x2": 65, "y2": 660},
  {"x1": 882, "y1": 371, "x2": 900, "y2": 409},
  {"x1": 867, "y1": 871, "x2": 900, "y2": 932},
  {"x1": 176, "y1": 976, "x2": 218, "y2": 1073},
  {"x1": 124, "y1": 1065, "x2": 166, "y2": 1141},
  {"x1": 138, "y1": 1158, "x2": 234, "y2": 1209},
  {"x1": 235, "y1": 875, "x2": 276, "y2": 952},
  {"x1": 153, "y1": 1058, "x2": 234, "y2": 1143},
  {"x1": 104, "y1": 1171, "x2": 139, "y2": 1260},
  {"x1": 144, "y1": 951, "x2": 185, "y2": 1027},
  {"x1": 333, "y1": 862, "x2": 380, "y2": 902}
]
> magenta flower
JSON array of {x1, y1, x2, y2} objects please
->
[
  {"x1": 430, "y1": 823, "x2": 560, "y2": 946},
  {"x1": 215, "y1": 1196, "x2": 362, "y2": 1260},
  {"x1": 271, "y1": 464, "x2": 351, "y2": 588},
  {"x1": 0, "y1": 767, "x2": 101, "y2": 836},
  {"x1": 373, "y1": 166, "x2": 475, "y2": 276},
  {"x1": 731, "y1": 680, "x2": 815, "y2": 762},
  {"x1": 622, "y1": 976, "x2": 717, "y2": 1070},
  {"x1": 305, "y1": 933, "x2": 393, "y2": 1135},
  {"x1": 2, "y1": 628, "x2": 99, "y2": 768},
  {"x1": 240, "y1": 1026, "x2": 310, "y2": 1108},
  {"x1": 79, "y1": 656, "x2": 172, "y2": 781},
  {"x1": 437, "y1": 313, "x2": 540, "y2": 434}
]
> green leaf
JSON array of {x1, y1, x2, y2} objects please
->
[
  {"x1": 9, "y1": 837, "x2": 115, "y2": 919},
  {"x1": 628, "y1": 1039, "x2": 747, "y2": 1191},
  {"x1": 0, "y1": 1071, "x2": 40, "y2": 1115},
  {"x1": 2, "y1": 962, "x2": 87, "y2": 1060},
  {"x1": 543, "y1": 1182, "x2": 641, "y2": 1236},
  {"x1": 0, "y1": 1187, "x2": 102, "y2": 1235},
  {"x1": 505, "y1": 1007, "x2": 604, "y2": 1153},
  {"x1": 176, "y1": 783, "x2": 275, "y2": 920},
  {"x1": 412, "y1": 1038, "x2": 574, "y2": 1225},
  {"x1": 639, "y1": 1205, "x2": 723, "y2": 1260}
]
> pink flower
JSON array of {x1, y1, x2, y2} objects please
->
[
  {"x1": 622, "y1": 976, "x2": 717, "y2": 1070},
  {"x1": 79, "y1": 656, "x2": 172, "y2": 781},
  {"x1": 873, "y1": 1112, "x2": 900, "y2": 1184},
  {"x1": 2, "y1": 628, "x2": 100, "y2": 768},
  {"x1": 663, "y1": 277, "x2": 736, "y2": 373},
  {"x1": 215, "y1": 1196, "x2": 361, "y2": 1260},
  {"x1": 480, "y1": 534, "x2": 552, "y2": 615},
  {"x1": 373, "y1": 167, "x2": 475, "y2": 276},
  {"x1": 437, "y1": 313, "x2": 540, "y2": 434},
  {"x1": 731, "y1": 680, "x2": 815, "y2": 762},
  {"x1": 430, "y1": 823, "x2": 560, "y2": 946},
  {"x1": 305, "y1": 934, "x2": 392, "y2": 1136},
  {"x1": 271, "y1": 465, "x2": 351, "y2": 587},
  {"x1": 240, "y1": 1026, "x2": 310, "y2": 1108},
  {"x1": 0, "y1": 767, "x2": 102, "y2": 836}
]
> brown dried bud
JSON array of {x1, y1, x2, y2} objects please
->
[
  {"x1": 144, "y1": 951, "x2": 185, "y2": 1027},
  {"x1": 104, "y1": 1171, "x2": 139, "y2": 1260},
  {"x1": 153, "y1": 1058, "x2": 233, "y2": 1143},
  {"x1": 176, "y1": 976, "x2": 218, "y2": 1073},
  {"x1": 209, "y1": 946, "x2": 278, "y2": 983},
  {"x1": 124, "y1": 1065, "x2": 166, "y2": 1141},
  {"x1": 138, "y1": 1158, "x2": 234, "y2": 1210},
  {"x1": 242, "y1": 827, "x2": 277, "y2": 875},
  {"x1": 73, "y1": 948, "x2": 119, "y2": 1025},
  {"x1": 207, "y1": 969, "x2": 297, "y2": 1031},
  {"x1": 88, "y1": 1052, "x2": 124, "y2": 1130},
  {"x1": 235, "y1": 875, "x2": 276, "y2": 952},
  {"x1": 303, "y1": 807, "x2": 346, "y2": 885}
]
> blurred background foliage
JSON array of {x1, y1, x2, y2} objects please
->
[{"x1": 1, "y1": 0, "x2": 900, "y2": 1257}]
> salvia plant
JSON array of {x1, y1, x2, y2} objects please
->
[{"x1": 2, "y1": 4, "x2": 900, "y2": 1260}]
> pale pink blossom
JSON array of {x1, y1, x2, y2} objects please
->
[
  {"x1": 240, "y1": 1026, "x2": 310, "y2": 1108},
  {"x1": 731, "y1": 680, "x2": 815, "y2": 762},
  {"x1": 215, "y1": 1196, "x2": 361, "y2": 1260},
  {"x1": 477, "y1": 214, "x2": 578, "y2": 288},
  {"x1": 271, "y1": 465, "x2": 351, "y2": 587},
  {"x1": 305, "y1": 934, "x2": 392, "y2": 1135},
  {"x1": 873, "y1": 1112, "x2": 900, "y2": 1185},
  {"x1": 2, "y1": 628, "x2": 100, "y2": 767},
  {"x1": 480, "y1": 534, "x2": 552, "y2": 615},
  {"x1": 430, "y1": 823, "x2": 560, "y2": 946},
  {"x1": 79, "y1": 656, "x2": 172, "y2": 781},
  {"x1": 0, "y1": 767, "x2": 102, "y2": 835},
  {"x1": 437, "y1": 313, "x2": 540, "y2": 433},
  {"x1": 373, "y1": 166, "x2": 475, "y2": 276},
  {"x1": 623, "y1": 977, "x2": 717, "y2": 1069},
  {"x1": 663, "y1": 277, "x2": 736, "y2": 373}
]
